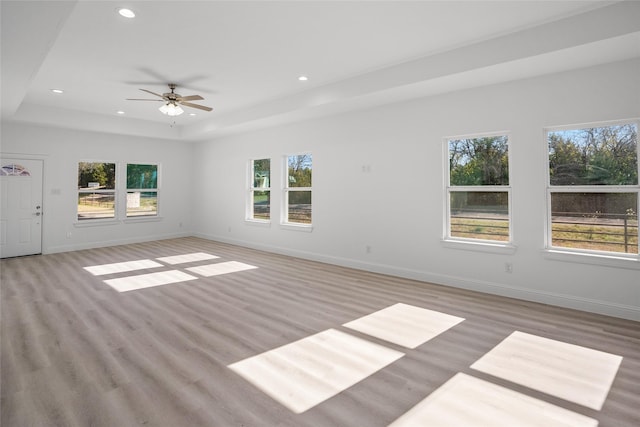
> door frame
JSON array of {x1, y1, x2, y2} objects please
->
[{"x1": 0, "y1": 153, "x2": 46, "y2": 257}]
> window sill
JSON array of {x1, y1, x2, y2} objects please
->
[
  {"x1": 123, "y1": 216, "x2": 162, "y2": 224},
  {"x1": 441, "y1": 239, "x2": 517, "y2": 255},
  {"x1": 74, "y1": 219, "x2": 120, "y2": 227},
  {"x1": 543, "y1": 249, "x2": 640, "y2": 270},
  {"x1": 74, "y1": 216, "x2": 163, "y2": 227},
  {"x1": 245, "y1": 219, "x2": 271, "y2": 228},
  {"x1": 280, "y1": 222, "x2": 313, "y2": 233}
]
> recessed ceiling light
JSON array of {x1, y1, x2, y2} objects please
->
[
  {"x1": 116, "y1": 111, "x2": 125, "y2": 115},
  {"x1": 117, "y1": 8, "x2": 135, "y2": 18},
  {"x1": 298, "y1": 76, "x2": 309, "y2": 82},
  {"x1": 51, "y1": 89, "x2": 64, "y2": 94},
  {"x1": 189, "y1": 113, "x2": 197, "y2": 116}
]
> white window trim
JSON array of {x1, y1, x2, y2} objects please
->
[
  {"x1": 543, "y1": 119, "x2": 640, "y2": 261},
  {"x1": 246, "y1": 158, "x2": 271, "y2": 224},
  {"x1": 281, "y1": 153, "x2": 313, "y2": 230},
  {"x1": 76, "y1": 161, "x2": 161, "y2": 224},
  {"x1": 279, "y1": 222, "x2": 313, "y2": 232},
  {"x1": 74, "y1": 219, "x2": 120, "y2": 228},
  {"x1": 542, "y1": 249, "x2": 640, "y2": 270},
  {"x1": 77, "y1": 160, "x2": 118, "y2": 223},
  {"x1": 442, "y1": 132, "x2": 514, "y2": 251},
  {"x1": 124, "y1": 163, "x2": 160, "y2": 220}
]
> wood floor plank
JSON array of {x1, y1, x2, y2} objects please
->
[{"x1": 2, "y1": 236, "x2": 639, "y2": 426}]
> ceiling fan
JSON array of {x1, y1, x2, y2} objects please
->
[{"x1": 126, "y1": 83, "x2": 212, "y2": 116}]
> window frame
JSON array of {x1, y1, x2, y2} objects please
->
[
  {"x1": 544, "y1": 119, "x2": 639, "y2": 260},
  {"x1": 125, "y1": 163, "x2": 160, "y2": 219},
  {"x1": 281, "y1": 153, "x2": 313, "y2": 231},
  {"x1": 443, "y1": 132, "x2": 515, "y2": 252},
  {"x1": 76, "y1": 160, "x2": 161, "y2": 224},
  {"x1": 77, "y1": 161, "x2": 118, "y2": 222},
  {"x1": 246, "y1": 158, "x2": 271, "y2": 224}
]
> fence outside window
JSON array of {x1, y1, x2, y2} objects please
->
[{"x1": 450, "y1": 209, "x2": 638, "y2": 253}]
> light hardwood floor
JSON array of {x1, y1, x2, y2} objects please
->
[{"x1": 1, "y1": 237, "x2": 639, "y2": 426}]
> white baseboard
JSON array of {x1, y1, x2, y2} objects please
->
[
  {"x1": 44, "y1": 231, "x2": 192, "y2": 254},
  {"x1": 195, "y1": 232, "x2": 640, "y2": 322}
]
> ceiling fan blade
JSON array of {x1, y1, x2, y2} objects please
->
[
  {"x1": 177, "y1": 95, "x2": 204, "y2": 101},
  {"x1": 126, "y1": 98, "x2": 164, "y2": 101},
  {"x1": 180, "y1": 101, "x2": 212, "y2": 112},
  {"x1": 139, "y1": 89, "x2": 165, "y2": 98}
]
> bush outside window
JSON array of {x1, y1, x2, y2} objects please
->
[
  {"x1": 547, "y1": 122, "x2": 638, "y2": 255},
  {"x1": 446, "y1": 135, "x2": 511, "y2": 243}
]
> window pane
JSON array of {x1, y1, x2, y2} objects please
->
[
  {"x1": 548, "y1": 124, "x2": 638, "y2": 186},
  {"x1": 288, "y1": 191, "x2": 312, "y2": 224},
  {"x1": 78, "y1": 192, "x2": 115, "y2": 220},
  {"x1": 450, "y1": 191, "x2": 509, "y2": 241},
  {"x1": 78, "y1": 162, "x2": 116, "y2": 190},
  {"x1": 550, "y1": 192, "x2": 638, "y2": 254},
  {"x1": 253, "y1": 159, "x2": 270, "y2": 188},
  {"x1": 449, "y1": 136, "x2": 509, "y2": 186},
  {"x1": 126, "y1": 191, "x2": 158, "y2": 217},
  {"x1": 253, "y1": 190, "x2": 270, "y2": 220},
  {"x1": 127, "y1": 164, "x2": 158, "y2": 189},
  {"x1": 288, "y1": 154, "x2": 312, "y2": 188}
]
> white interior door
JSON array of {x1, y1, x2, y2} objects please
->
[{"x1": 0, "y1": 159, "x2": 43, "y2": 258}]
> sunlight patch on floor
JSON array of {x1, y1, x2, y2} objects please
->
[
  {"x1": 83, "y1": 259, "x2": 163, "y2": 276},
  {"x1": 186, "y1": 261, "x2": 258, "y2": 277},
  {"x1": 228, "y1": 328, "x2": 404, "y2": 414},
  {"x1": 343, "y1": 303, "x2": 465, "y2": 349},
  {"x1": 388, "y1": 373, "x2": 598, "y2": 427},
  {"x1": 156, "y1": 252, "x2": 219, "y2": 265},
  {"x1": 103, "y1": 270, "x2": 198, "y2": 292},
  {"x1": 471, "y1": 331, "x2": 623, "y2": 410}
]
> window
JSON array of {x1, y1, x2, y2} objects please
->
[
  {"x1": 77, "y1": 161, "x2": 159, "y2": 221},
  {"x1": 283, "y1": 154, "x2": 312, "y2": 225},
  {"x1": 446, "y1": 135, "x2": 511, "y2": 243},
  {"x1": 126, "y1": 164, "x2": 158, "y2": 217},
  {"x1": 78, "y1": 162, "x2": 116, "y2": 220},
  {"x1": 546, "y1": 121, "x2": 638, "y2": 255},
  {"x1": 248, "y1": 158, "x2": 271, "y2": 221}
]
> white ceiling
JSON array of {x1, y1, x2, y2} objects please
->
[{"x1": 2, "y1": 0, "x2": 639, "y2": 142}]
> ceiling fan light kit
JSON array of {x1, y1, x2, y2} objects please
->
[
  {"x1": 126, "y1": 83, "x2": 212, "y2": 117},
  {"x1": 159, "y1": 102, "x2": 184, "y2": 116}
]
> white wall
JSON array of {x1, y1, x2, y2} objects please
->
[
  {"x1": 1, "y1": 123, "x2": 193, "y2": 253},
  {"x1": 192, "y1": 59, "x2": 640, "y2": 321}
]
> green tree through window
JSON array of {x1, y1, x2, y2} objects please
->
[
  {"x1": 126, "y1": 164, "x2": 158, "y2": 217},
  {"x1": 547, "y1": 122, "x2": 638, "y2": 254},
  {"x1": 285, "y1": 154, "x2": 312, "y2": 225},
  {"x1": 248, "y1": 158, "x2": 271, "y2": 221},
  {"x1": 77, "y1": 162, "x2": 116, "y2": 220},
  {"x1": 78, "y1": 162, "x2": 115, "y2": 189},
  {"x1": 446, "y1": 135, "x2": 510, "y2": 243},
  {"x1": 449, "y1": 136, "x2": 509, "y2": 186},
  {"x1": 549, "y1": 124, "x2": 637, "y2": 186}
]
